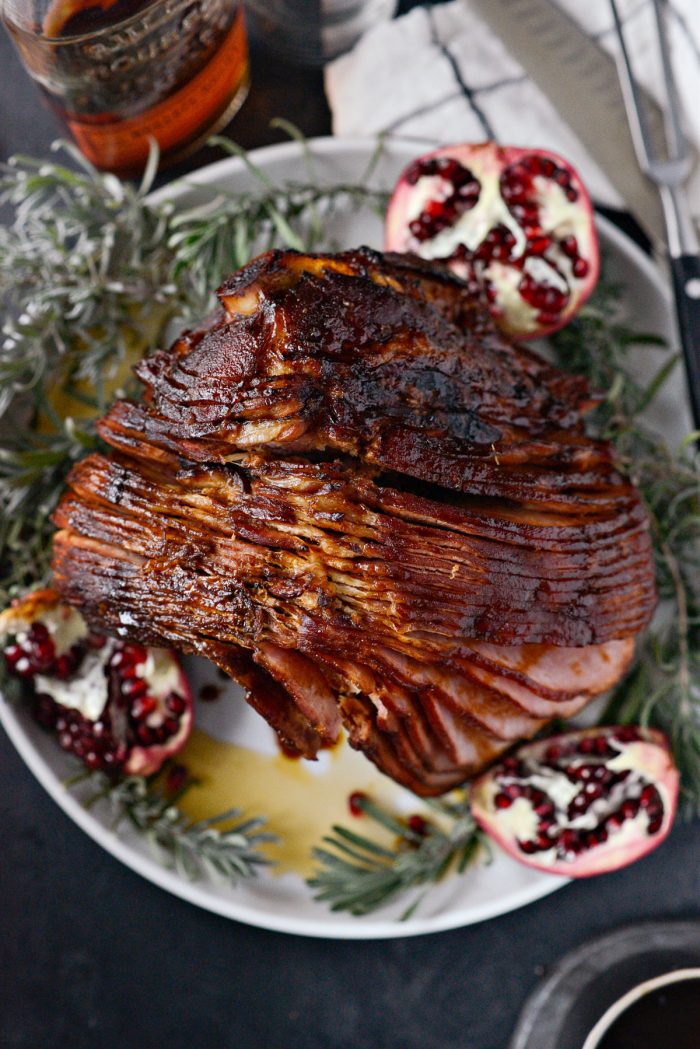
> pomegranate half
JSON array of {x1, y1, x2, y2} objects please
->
[
  {"x1": 385, "y1": 142, "x2": 599, "y2": 338},
  {"x1": 1, "y1": 588, "x2": 193, "y2": 776},
  {"x1": 471, "y1": 726, "x2": 679, "y2": 877}
]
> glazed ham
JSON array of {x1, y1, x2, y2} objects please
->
[{"x1": 51, "y1": 249, "x2": 656, "y2": 794}]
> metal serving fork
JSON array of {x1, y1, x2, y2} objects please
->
[{"x1": 610, "y1": 0, "x2": 700, "y2": 429}]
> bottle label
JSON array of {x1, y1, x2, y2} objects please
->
[{"x1": 67, "y1": 5, "x2": 248, "y2": 172}]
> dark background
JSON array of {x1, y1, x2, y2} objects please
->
[{"x1": 1, "y1": 7, "x2": 699, "y2": 1049}]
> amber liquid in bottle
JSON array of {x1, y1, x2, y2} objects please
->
[{"x1": 6, "y1": 0, "x2": 249, "y2": 175}]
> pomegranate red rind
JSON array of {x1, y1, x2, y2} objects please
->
[
  {"x1": 385, "y1": 142, "x2": 599, "y2": 339},
  {"x1": 1, "y1": 590, "x2": 193, "y2": 777},
  {"x1": 470, "y1": 726, "x2": 679, "y2": 878}
]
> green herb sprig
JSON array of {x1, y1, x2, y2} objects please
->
[
  {"x1": 71, "y1": 765, "x2": 275, "y2": 884},
  {"x1": 307, "y1": 794, "x2": 483, "y2": 918}
]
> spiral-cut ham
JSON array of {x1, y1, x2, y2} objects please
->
[{"x1": 51, "y1": 248, "x2": 655, "y2": 794}]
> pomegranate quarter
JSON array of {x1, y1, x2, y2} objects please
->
[
  {"x1": 385, "y1": 142, "x2": 599, "y2": 338},
  {"x1": 471, "y1": 726, "x2": 679, "y2": 877},
  {"x1": 1, "y1": 589, "x2": 193, "y2": 777}
]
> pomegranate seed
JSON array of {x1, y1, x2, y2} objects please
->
[
  {"x1": 543, "y1": 287, "x2": 565, "y2": 309},
  {"x1": 110, "y1": 643, "x2": 147, "y2": 671},
  {"x1": 28, "y1": 621, "x2": 49, "y2": 642},
  {"x1": 494, "y1": 792, "x2": 513, "y2": 809},
  {"x1": 165, "y1": 692, "x2": 186, "y2": 715},
  {"x1": 572, "y1": 258, "x2": 589, "y2": 278},
  {"x1": 136, "y1": 725, "x2": 155, "y2": 745},
  {"x1": 348, "y1": 791, "x2": 366, "y2": 817},
  {"x1": 528, "y1": 236, "x2": 550, "y2": 255},
  {"x1": 435, "y1": 156, "x2": 455, "y2": 175},
  {"x1": 405, "y1": 162, "x2": 422, "y2": 185},
  {"x1": 559, "y1": 829, "x2": 580, "y2": 853},
  {"x1": 33, "y1": 637, "x2": 56, "y2": 671},
  {"x1": 459, "y1": 180, "x2": 479, "y2": 196},
  {"x1": 53, "y1": 655, "x2": 74, "y2": 680},
  {"x1": 4, "y1": 643, "x2": 26, "y2": 670},
  {"x1": 130, "y1": 695, "x2": 157, "y2": 719},
  {"x1": 408, "y1": 814, "x2": 428, "y2": 836},
  {"x1": 615, "y1": 726, "x2": 641, "y2": 743},
  {"x1": 34, "y1": 694, "x2": 57, "y2": 729},
  {"x1": 165, "y1": 763, "x2": 188, "y2": 794},
  {"x1": 425, "y1": 200, "x2": 446, "y2": 218},
  {"x1": 503, "y1": 178, "x2": 526, "y2": 201},
  {"x1": 519, "y1": 840, "x2": 538, "y2": 855},
  {"x1": 122, "y1": 677, "x2": 148, "y2": 699},
  {"x1": 18, "y1": 656, "x2": 35, "y2": 678},
  {"x1": 621, "y1": 799, "x2": 640, "y2": 820},
  {"x1": 648, "y1": 816, "x2": 663, "y2": 834},
  {"x1": 122, "y1": 642, "x2": 147, "y2": 662}
]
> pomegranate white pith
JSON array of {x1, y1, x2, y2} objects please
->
[
  {"x1": 385, "y1": 142, "x2": 599, "y2": 338},
  {"x1": 470, "y1": 726, "x2": 679, "y2": 878},
  {"x1": 1, "y1": 589, "x2": 193, "y2": 776}
]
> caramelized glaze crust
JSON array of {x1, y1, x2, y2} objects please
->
[{"x1": 52, "y1": 249, "x2": 655, "y2": 793}]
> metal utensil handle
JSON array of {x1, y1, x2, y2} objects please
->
[{"x1": 670, "y1": 254, "x2": 700, "y2": 430}]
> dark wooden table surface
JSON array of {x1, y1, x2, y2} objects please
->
[{"x1": 2, "y1": 11, "x2": 700, "y2": 1049}]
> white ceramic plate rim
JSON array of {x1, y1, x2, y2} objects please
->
[{"x1": 0, "y1": 136, "x2": 675, "y2": 939}]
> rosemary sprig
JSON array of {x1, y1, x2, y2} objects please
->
[
  {"x1": 307, "y1": 794, "x2": 483, "y2": 918},
  {"x1": 71, "y1": 765, "x2": 275, "y2": 884}
]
